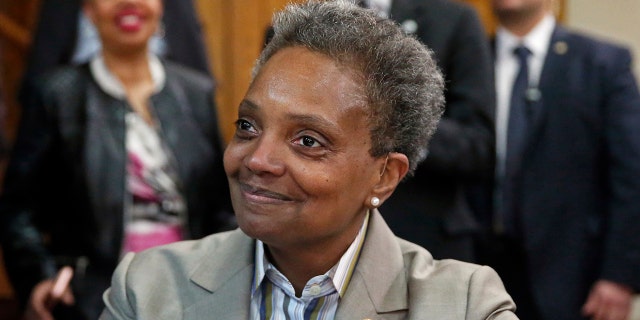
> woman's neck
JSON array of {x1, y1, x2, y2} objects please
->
[
  {"x1": 102, "y1": 49, "x2": 153, "y2": 88},
  {"x1": 266, "y1": 245, "x2": 342, "y2": 297},
  {"x1": 102, "y1": 49, "x2": 157, "y2": 123},
  {"x1": 265, "y1": 215, "x2": 366, "y2": 297}
]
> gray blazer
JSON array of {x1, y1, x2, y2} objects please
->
[{"x1": 100, "y1": 210, "x2": 517, "y2": 319}]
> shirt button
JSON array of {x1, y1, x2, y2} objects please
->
[{"x1": 309, "y1": 284, "x2": 321, "y2": 295}]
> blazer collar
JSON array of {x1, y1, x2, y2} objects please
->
[
  {"x1": 529, "y1": 25, "x2": 572, "y2": 133},
  {"x1": 519, "y1": 25, "x2": 572, "y2": 165},
  {"x1": 337, "y1": 209, "x2": 408, "y2": 317},
  {"x1": 186, "y1": 229, "x2": 255, "y2": 319},
  {"x1": 89, "y1": 54, "x2": 166, "y2": 100},
  {"x1": 184, "y1": 210, "x2": 409, "y2": 318},
  {"x1": 539, "y1": 25, "x2": 572, "y2": 87}
]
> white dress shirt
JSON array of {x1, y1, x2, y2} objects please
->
[
  {"x1": 495, "y1": 14, "x2": 555, "y2": 177},
  {"x1": 250, "y1": 212, "x2": 370, "y2": 320}
]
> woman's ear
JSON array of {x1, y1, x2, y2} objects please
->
[{"x1": 370, "y1": 152, "x2": 409, "y2": 206}]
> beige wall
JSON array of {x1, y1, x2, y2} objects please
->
[{"x1": 565, "y1": 0, "x2": 640, "y2": 81}]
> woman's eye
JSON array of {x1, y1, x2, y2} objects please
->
[
  {"x1": 233, "y1": 119, "x2": 259, "y2": 140},
  {"x1": 293, "y1": 136, "x2": 322, "y2": 148},
  {"x1": 235, "y1": 119, "x2": 256, "y2": 133}
]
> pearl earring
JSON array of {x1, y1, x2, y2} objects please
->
[{"x1": 370, "y1": 197, "x2": 380, "y2": 207}]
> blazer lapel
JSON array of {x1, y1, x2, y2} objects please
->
[
  {"x1": 151, "y1": 76, "x2": 214, "y2": 184},
  {"x1": 523, "y1": 26, "x2": 572, "y2": 159},
  {"x1": 84, "y1": 82, "x2": 128, "y2": 256},
  {"x1": 178, "y1": 213, "x2": 408, "y2": 319},
  {"x1": 336, "y1": 210, "x2": 408, "y2": 319},
  {"x1": 184, "y1": 230, "x2": 255, "y2": 319}
]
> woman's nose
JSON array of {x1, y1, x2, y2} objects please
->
[{"x1": 243, "y1": 137, "x2": 286, "y2": 176}]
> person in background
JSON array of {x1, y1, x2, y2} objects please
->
[
  {"x1": 19, "y1": 0, "x2": 211, "y2": 105},
  {"x1": 366, "y1": 0, "x2": 495, "y2": 263},
  {"x1": 100, "y1": 1, "x2": 517, "y2": 319},
  {"x1": 474, "y1": 0, "x2": 640, "y2": 319},
  {"x1": 0, "y1": 0, "x2": 232, "y2": 319}
]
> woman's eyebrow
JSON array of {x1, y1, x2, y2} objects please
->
[
  {"x1": 241, "y1": 98, "x2": 339, "y2": 132},
  {"x1": 238, "y1": 99, "x2": 260, "y2": 111}
]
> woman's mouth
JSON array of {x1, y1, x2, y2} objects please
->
[
  {"x1": 115, "y1": 10, "x2": 144, "y2": 32},
  {"x1": 239, "y1": 182, "x2": 294, "y2": 204}
]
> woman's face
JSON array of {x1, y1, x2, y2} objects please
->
[
  {"x1": 224, "y1": 46, "x2": 385, "y2": 251},
  {"x1": 84, "y1": 0, "x2": 162, "y2": 54}
]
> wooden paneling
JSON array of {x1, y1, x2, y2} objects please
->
[
  {"x1": 0, "y1": 0, "x2": 39, "y2": 147},
  {"x1": 462, "y1": 0, "x2": 498, "y2": 34},
  {"x1": 0, "y1": 0, "x2": 40, "y2": 300}
]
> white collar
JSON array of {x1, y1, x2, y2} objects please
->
[{"x1": 89, "y1": 53, "x2": 166, "y2": 99}]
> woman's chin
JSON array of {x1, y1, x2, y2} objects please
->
[{"x1": 237, "y1": 215, "x2": 284, "y2": 243}]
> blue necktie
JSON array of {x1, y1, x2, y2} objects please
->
[
  {"x1": 500, "y1": 45, "x2": 531, "y2": 235},
  {"x1": 507, "y1": 46, "x2": 531, "y2": 161}
]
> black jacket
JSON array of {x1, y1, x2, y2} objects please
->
[
  {"x1": 380, "y1": 0, "x2": 495, "y2": 261},
  {"x1": 0, "y1": 61, "x2": 232, "y2": 318}
]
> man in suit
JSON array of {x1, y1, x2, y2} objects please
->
[
  {"x1": 376, "y1": 0, "x2": 495, "y2": 262},
  {"x1": 475, "y1": 0, "x2": 640, "y2": 319},
  {"x1": 100, "y1": 1, "x2": 517, "y2": 318}
]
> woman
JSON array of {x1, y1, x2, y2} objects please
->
[
  {"x1": 0, "y1": 0, "x2": 231, "y2": 319},
  {"x1": 101, "y1": 1, "x2": 517, "y2": 319}
]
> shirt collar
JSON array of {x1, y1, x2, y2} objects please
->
[
  {"x1": 496, "y1": 14, "x2": 556, "y2": 60},
  {"x1": 89, "y1": 53, "x2": 166, "y2": 99},
  {"x1": 252, "y1": 211, "x2": 370, "y2": 298}
]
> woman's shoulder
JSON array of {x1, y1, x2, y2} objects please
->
[
  {"x1": 398, "y1": 239, "x2": 482, "y2": 278},
  {"x1": 21, "y1": 64, "x2": 91, "y2": 113},
  {"x1": 399, "y1": 240, "x2": 499, "y2": 289},
  {"x1": 26, "y1": 64, "x2": 92, "y2": 104},
  {"x1": 122, "y1": 229, "x2": 251, "y2": 278},
  {"x1": 38, "y1": 64, "x2": 91, "y2": 87},
  {"x1": 398, "y1": 242, "x2": 516, "y2": 316}
]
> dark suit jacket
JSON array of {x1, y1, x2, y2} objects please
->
[
  {"x1": 0, "y1": 61, "x2": 232, "y2": 319},
  {"x1": 381, "y1": 0, "x2": 495, "y2": 261},
  {"x1": 100, "y1": 210, "x2": 517, "y2": 319},
  {"x1": 20, "y1": 0, "x2": 211, "y2": 99},
  {"x1": 479, "y1": 26, "x2": 640, "y2": 320}
]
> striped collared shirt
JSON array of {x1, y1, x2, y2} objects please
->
[{"x1": 250, "y1": 212, "x2": 370, "y2": 320}]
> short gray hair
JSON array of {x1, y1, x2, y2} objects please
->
[{"x1": 253, "y1": 0, "x2": 444, "y2": 175}]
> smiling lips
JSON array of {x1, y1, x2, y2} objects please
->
[
  {"x1": 240, "y1": 182, "x2": 294, "y2": 204},
  {"x1": 115, "y1": 9, "x2": 144, "y2": 32}
]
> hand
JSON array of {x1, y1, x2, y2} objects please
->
[
  {"x1": 582, "y1": 280, "x2": 633, "y2": 320},
  {"x1": 23, "y1": 273, "x2": 75, "y2": 320}
]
